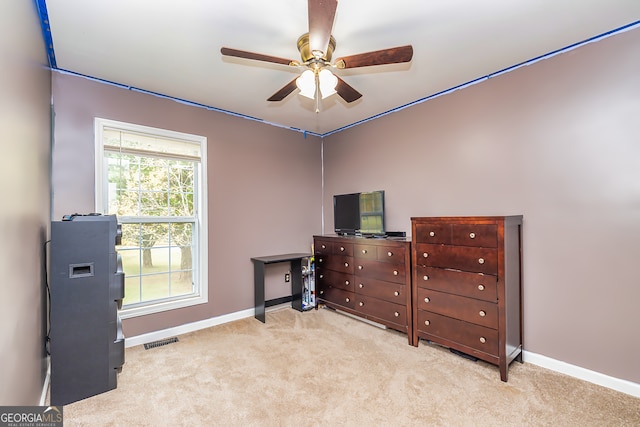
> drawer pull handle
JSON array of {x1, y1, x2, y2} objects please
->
[
  {"x1": 423, "y1": 275, "x2": 429, "y2": 281},
  {"x1": 424, "y1": 320, "x2": 430, "y2": 326},
  {"x1": 320, "y1": 290, "x2": 324, "y2": 295},
  {"x1": 424, "y1": 297, "x2": 430, "y2": 303},
  {"x1": 345, "y1": 280, "x2": 350, "y2": 285},
  {"x1": 394, "y1": 312, "x2": 399, "y2": 317},
  {"x1": 319, "y1": 258, "x2": 323, "y2": 263},
  {"x1": 359, "y1": 283, "x2": 364, "y2": 288},
  {"x1": 319, "y1": 274, "x2": 324, "y2": 279},
  {"x1": 321, "y1": 244, "x2": 326, "y2": 249},
  {"x1": 393, "y1": 270, "x2": 398, "y2": 276},
  {"x1": 340, "y1": 246, "x2": 345, "y2": 252},
  {"x1": 345, "y1": 297, "x2": 350, "y2": 303},
  {"x1": 478, "y1": 258, "x2": 485, "y2": 264},
  {"x1": 429, "y1": 231, "x2": 435, "y2": 237},
  {"x1": 479, "y1": 337, "x2": 486, "y2": 344},
  {"x1": 394, "y1": 291, "x2": 400, "y2": 297},
  {"x1": 344, "y1": 262, "x2": 349, "y2": 268},
  {"x1": 358, "y1": 265, "x2": 363, "y2": 270},
  {"x1": 362, "y1": 249, "x2": 367, "y2": 254},
  {"x1": 359, "y1": 302, "x2": 364, "y2": 307},
  {"x1": 479, "y1": 310, "x2": 486, "y2": 317},
  {"x1": 469, "y1": 232, "x2": 476, "y2": 239},
  {"x1": 423, "y1": 252, "x2": 429, "y2": 258},
  {"x1": 387, "y1": 251, "x2": 393, "y2": 257},
  {"x1": 478, "y1": 284, "x2": 485, "y2": 291}
]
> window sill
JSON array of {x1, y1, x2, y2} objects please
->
[{"x1": 119, "y1": 293, "x2": 208, "y2": 319}]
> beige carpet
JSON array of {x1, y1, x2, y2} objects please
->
[{"x1": 63, "y1": 307, "x2": 639, "y2": 426}]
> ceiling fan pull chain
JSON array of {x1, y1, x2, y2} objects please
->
[{"x1": 315, "y1": 72, "x2": 321, "y2": 113}]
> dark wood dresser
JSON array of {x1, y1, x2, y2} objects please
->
[
  {"x1": 411, "y1": 216, "x2": 523, "y2": 381},
  {"x1": 314, "y1": 235, "x2": 413, "y2": 345}
]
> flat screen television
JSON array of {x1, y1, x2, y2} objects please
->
[{"x1": 333, "y1": 190, "x2": 385, "y2": 236}]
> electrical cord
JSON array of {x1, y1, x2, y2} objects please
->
[{"x1": 44, "y1": 239, "x2": 51, "y2": 356}]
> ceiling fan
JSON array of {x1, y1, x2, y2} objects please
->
[{"x1": 220, "y1": 0, "x2": 413, "y2": 111}]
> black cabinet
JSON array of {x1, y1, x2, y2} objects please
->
[{"x1": 50, "y1": 214, "x2": 125, "y2": 405}]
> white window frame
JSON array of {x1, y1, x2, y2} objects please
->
[{"x1": 95, "y1": 118, "x2": 208, "y2": 319}]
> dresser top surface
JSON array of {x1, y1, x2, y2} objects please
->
[
  {"x1": 411, "y1": 215, "x2": 522, "y2": 224},
  {"x1": 314, "y1": 234, "x2": 410, "y2": 244}
]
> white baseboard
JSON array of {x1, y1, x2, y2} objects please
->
[
  {"x1": 124, "y1": 307, "x2": 255, "y2": 348},
  {"x1": 124, "y1": 309, "x2": 640, "y2": 398},
  {"x1": 125, "y1": 304, "x2": 298, "y2": 348},
  {"x1": 40, "y1": 356, "x2": 50, "y2": 406},
  {"x1": 264, "y1": 302, "x2": 294, "y2": 313},
  {"x1": 523, "y1": 350, "x2": 640, "y2": 398}
]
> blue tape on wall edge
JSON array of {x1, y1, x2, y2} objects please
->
[
  {"x1": 35, "y1": 0, "x2": 57, "y2": 68},
  {"x1": 32, "y1": 2, "x2": 638, "y2": 138},
  {"x1": 322, "y1": 19, "x2": 640, "y2": 137}
]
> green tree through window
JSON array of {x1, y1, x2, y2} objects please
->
[{"x1": 96, "y1": 118, "x2": 207, "y2": 316}]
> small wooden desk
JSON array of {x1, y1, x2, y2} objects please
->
[{"x1": 251, "y1": 253, "x2": 311, "y2": 323}]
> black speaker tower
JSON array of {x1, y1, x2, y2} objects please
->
[{"x1": 49, "y1": 214, "x2": 125, "y2": 406}]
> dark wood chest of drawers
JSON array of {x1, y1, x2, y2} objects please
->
[
  {"x1": 411, "y1": 216, "x2": 523, "y2": 381},
  {"x1": 314, "y1": 235, "x2": 413, "y2": 344}
]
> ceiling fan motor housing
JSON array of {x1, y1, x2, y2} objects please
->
[{"x1": 297, "y1": 32, "x2": 336, "y2": 63}]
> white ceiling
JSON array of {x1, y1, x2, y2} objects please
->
[{"x1": 45, "y1": 0, "x2": 640, "y2": 135}]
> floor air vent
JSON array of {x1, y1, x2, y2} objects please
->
[{"x1": 144, "y1": 337, "x2": 179, "y2": 350}]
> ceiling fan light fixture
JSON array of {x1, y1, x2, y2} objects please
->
[
  {"x1": 296, "y1": 69, "x2": 316, "y2": 99},
  {"x1": 221, "y1": 2, "x2": 412, "y2": 108},
  {"x1": 319, "y1": 68, "x2": 338, "y2": 99}
]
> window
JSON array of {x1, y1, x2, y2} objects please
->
[{"x1": 95, "y1": 118, "x2": 207, "y2": 318}]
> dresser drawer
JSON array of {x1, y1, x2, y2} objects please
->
[
  {"x1": 316, "y1": 255, "x2": 355, "y2": 275},
  {"x1": 355, "y1": 276, "x2": 406, "y2": 305},
  {"x1": 316, "y1": 268, "x2": 354, "y2": 292},
  {"x1": 332, "y1": 241, "x2": 354, "y2": 256},
  {"x1": 355, "y1": 258, "x2": 406, "y2": 284},
  {"x1": 355, "y1": 295, "x2": 407, "y2": 327},
  {"x1": 415, "y1": 243, "x2": 497, "y2": 275},
  {"x1": 451, "y1": 224, "x2": 497, "y2": 248},
  {"x1": 317, "y1": 285, "x2": 355, "y2": 310},
  {"x1": 377, "y1": 245, "x2": 406, "y2": 264},
  {"x1": 314, "y1": 239, "x2": 332, "y2": 256},
  {"x1": 417, "y1": 287, "x2": 498, "y2": 329},
  {"x1": 415, "y1": 266, "x2": 497, "y2": 302},
  {"x1": 417, "y1": 310, "x2": 499, "y2": 357},
  {"x1": 354, "y1": 243, "x2": 378, "y2": 260},
  {"x1": 414, "y1": 223, "x2": 452, "y2": 244},
  {"x1": 355, "y1": 243, "x2": 407, "y2": 264}
]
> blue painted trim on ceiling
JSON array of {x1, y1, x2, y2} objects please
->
[
  {"x1": 35, "y1": 0, "x2": 56, "y2": 68},
  {"x1": 51, "y1": 68, "x2": 324, "y2": 138},
  {"x1": 35, "y1": 0, "x2": 638, "y2": 138},
  {"x1": 34, "y1": 1, "x2": 322, "y2": 138},
  {"x1": 322, "y1": 19, "x2": 640, "y2": 137}
]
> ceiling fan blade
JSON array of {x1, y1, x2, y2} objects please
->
[
  {"x1": 221, "y1": 47, "x2": 298, "y2": 66},
  {"x1": 267, "y1": 78, "x2": 299, "y2": 102},
  {"x1": 335, "y1": 76, "x2": 362, "y2": 103},
  {"x1": 308, "y1": 0, "x2": 338, "y2": 58},
  {"x1": 335, "y1": 45, "x2": 413, "y2": 69}
]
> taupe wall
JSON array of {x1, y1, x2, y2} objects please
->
[
  {"x1": 0, "y1": 1, "x2": 52, "y2": 404},
  {"x1": 322, "y1": 28, "x2": 640, "y2": 384},
  {"x1": 48, "y1": 22, "x2": 639, "y2": 386},
  {"x1": 51, "y1": 73, "x2": 323, "y2": 337}
]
